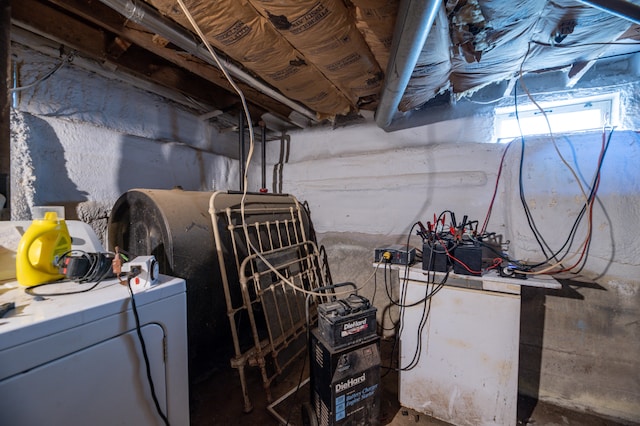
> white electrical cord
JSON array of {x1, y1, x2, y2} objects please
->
[
  {"x1": 9, "y1": 51, "x2": 75, "y2": 93},
  {"x1": 175, "y1": 1, "x2": 391, "y2": 297},
  {"x1": 247, "y1": 244, "x2": 383, "y2": 297},
  {"x1": 174, "y1": 0, "x2": 256, "y2": 263},
  {"x1": 174, "y1": 0, "x2": 255, "y2": 198}
]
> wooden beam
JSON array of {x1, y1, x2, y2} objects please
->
[
  {"x1": 567, "y1": 60, "x2": 596, "y2": 88},
  {"x1": 42, "y1": 0, "x2": 294, "y2": 121},
  {"x1": 12, "y1": 0, "x2": 107, "y2": 58},
  {"x1": 12, "y1": 0, "x2": 244, "y2": 112},
  {"x1": 1, "y1": 0, "x2": 10, "y2": 217}
]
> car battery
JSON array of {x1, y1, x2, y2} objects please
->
[
  {"x1": 318, "y1": 294, "x2": 377, "y2": 349},
  {"x1": 452, "y1": 244, "x2": 483, "y2": 276},
  {"x1": 422, "y1": 240, "x2": 453, "y2": 272},
  {"x1": 310, "y1": 329, "x2": 380, "y2": 426}
]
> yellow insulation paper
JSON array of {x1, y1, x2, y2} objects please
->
[
  {"x1": 247, "y1": 0, "x2": 383, "y2": 105},
  {"x1": 349, "y1": 0, "x2": 397, "y2": 74},
  {"x1": 148, "y1": 0, "x2": 352, "y2": 117}
]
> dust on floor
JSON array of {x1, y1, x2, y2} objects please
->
[{"x1": 189, "y1": 337, "x2": 630, "y2": 426}]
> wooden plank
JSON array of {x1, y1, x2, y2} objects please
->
[
  {"x1": 1, "y1": 0, "x2": 10, "y2": 217},
  {"x1": 12, "y1": 0, "x2": 107, "y2": 58}
]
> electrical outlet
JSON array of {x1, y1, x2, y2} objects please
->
[{"x1": 122, "y1": 256, "x2": 159, "y2": 292}]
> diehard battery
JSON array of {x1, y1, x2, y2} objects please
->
[
  {"x1": 310, "y1": 329, "x2": 380, "y2": 426},
  {"x1": 318, "y1": 295, "x2": 377, "y2": 349}
]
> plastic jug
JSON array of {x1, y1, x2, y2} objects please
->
[{"x1": 16, "y1": 206, "x2": 72, "y2": 287}]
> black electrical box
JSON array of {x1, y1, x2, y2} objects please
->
[
  {"x1": 318, "y1": 295, "x2": 377, "y2": 349},
  {"x1": 310, "y1": 329, "x2": 381, "y2": 426},
  {"x1": 452, "y1": 244, "x2": 483, "y2": 276},
  {"x1": 374, "y1": 244, "x2": 416, "y2": 265}
]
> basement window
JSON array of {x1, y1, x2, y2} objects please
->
[{"x1": 494, "y1": 93, "x2": 619, "y2": 143}]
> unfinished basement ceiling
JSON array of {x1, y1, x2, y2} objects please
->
[{"x1": 10, "y1": 0, "x2": 640, "y2": 133}]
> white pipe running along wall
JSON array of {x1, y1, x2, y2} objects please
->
[
  {"x1": 283, "y1": 126, "x2": 640, "y2": 281},
  {"x1": 281, "y1": 117, "x2": 500, "y2": 236},
  {"x1": 11, "y1": 43, "x2": 228, "y2": 152}
]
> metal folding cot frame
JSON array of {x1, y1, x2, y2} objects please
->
[{"x1": 208, "y1": 191, "x2": 331, "y2": 412}]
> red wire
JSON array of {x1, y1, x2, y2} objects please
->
[
  {"x1": 450, "y1": 254, "x2": 481, "y2": 274},
  {"x1": 481, "y1": 142, "x2": 512, "y2": 234},
  {"x1": 486, "y1": 258, "x2": 503, "y2": 271},
  {"x1": 436, "y1": 234, "x2": 487, "y2": 275}
]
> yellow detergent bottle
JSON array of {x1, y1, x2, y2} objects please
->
[{"x1": 16, "y1": 206, "x2": 72, "y2": 287}]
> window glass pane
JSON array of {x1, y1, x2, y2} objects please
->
[{"x1": 494, "y1": 94, "x2": 617, "y2": 143}]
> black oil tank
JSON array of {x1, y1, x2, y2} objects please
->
[{"x1": 108, "y1": 188, "x2": 228, "y2": 382}]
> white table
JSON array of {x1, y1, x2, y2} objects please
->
[{"x1": 382, "y1": 265, "x2": 560, "y2": 426}]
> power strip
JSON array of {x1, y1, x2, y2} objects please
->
[{"x1": 122, "y1": 256, "x2": 160, "y2": 292}]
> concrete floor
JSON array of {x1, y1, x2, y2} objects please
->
[{"x1": 188, "y1": 337, "x2": 629, "y2": 426}]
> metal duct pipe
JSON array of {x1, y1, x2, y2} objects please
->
[
  {"x1": 375, "y1": 0, "x2": 443, "y2": 131},
  {"x1": 577, "y1": 0, "x2": 640, "y2": 25},
  {"x1": 96, "y1": 0, "x2": 319, "y2": 123}
]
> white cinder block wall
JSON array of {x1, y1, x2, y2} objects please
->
[
  {"x1": 10, "y1": 44, "x2": 237, "y2": 239},
  {"x1": 9, "y1": 42, "x2": 640, "y2": 423},
  {"x1": 279, "y1": 122, "x2": 640, "y2": 423}
]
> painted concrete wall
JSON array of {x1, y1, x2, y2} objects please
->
[
  {"x1": 8, "y1": 42, "x2": 640, "y2": 423},
  {"x1": 9, "y1": 43, "x2": 238, "y2": 240},
  {"x1": 279, "y1": 122, "x2": 640, "y2": 423},
  {"x1": 504, "y1": 132, "x2": 640, "y2": 422}
]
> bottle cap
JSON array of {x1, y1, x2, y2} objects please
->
[{"x1": 32, "y1": 206, "x2": 65, "y2": 220}]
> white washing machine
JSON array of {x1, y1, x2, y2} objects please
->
[{"x1": 0, "y1": 273, "x2": 189, "y2": 425}]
